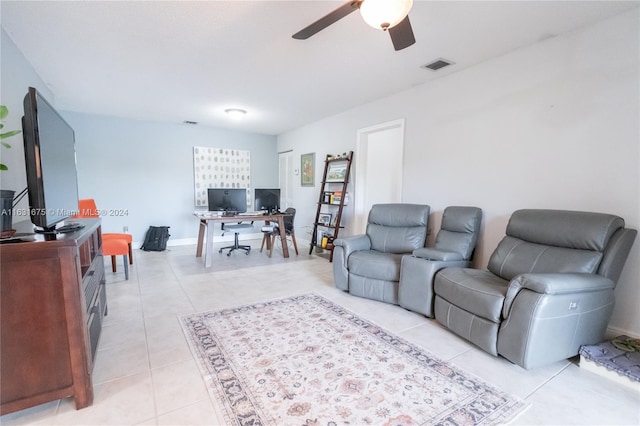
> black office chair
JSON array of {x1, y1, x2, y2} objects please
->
[
  {"x1": 219, "y1": 222, "x2": 253, "y2": 256},
  {"x1": 261, "y1": 207, "x2": 298, "y2": 257}
]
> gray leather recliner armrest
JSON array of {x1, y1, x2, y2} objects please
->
[
  {"x1": 334, "y1": 234, "x2": 371, "y2": 260},
  {"x1": 411, "y1": 247, "x2": 464, "y2": 262},
  {"x1": 503, "y1": 273, "x2": 615, "y2": 318},
  {"x1": 332, "y1": 235, "x2": 372, "y2": 292},
  {"x1": 399, "y1": 256, "x2": 470, "y2": 317}
]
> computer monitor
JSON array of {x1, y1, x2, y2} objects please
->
[
  {"x1": 207, "y1": 188, "x2": 247, "y2": 215},
  {"x1": 254, "y1": 188, "x2": 281, "y2": 213}
]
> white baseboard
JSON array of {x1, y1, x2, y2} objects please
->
[{"x1": 605, "y1": 325, "x2": 640, "y2": 340}]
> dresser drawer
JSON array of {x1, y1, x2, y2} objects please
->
[{"x1": 82, "y1": 255, "x2": 104, "y2": 311}]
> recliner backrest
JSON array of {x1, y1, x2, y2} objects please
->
[
  {"x1": 366, "y1": 203, "x2": 430, "y2": 253},
  {"x1": 488, "y1": 209, "x2": 628, "y2": 281},
  {"x1": 434, "y1": 206, "x2": 483, "y2": 260}
]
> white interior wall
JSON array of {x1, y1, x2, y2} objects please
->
[
  {"x1": 62, "y1": 111, "x2": 278, "y2": 245},
  {"x1": 278, "y1": 10, "x2": 640, "y2": 336},
  {"x1": 0, "y1": 28, "x2": 54, "y2": 211}
]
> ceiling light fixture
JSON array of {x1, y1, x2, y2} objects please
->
[
  {"x1": 359, "y1": 0, "x2": 413, "y2": 31},
  {"x1": 224, "y1": 108, "x2": 247, "y2": 119}
]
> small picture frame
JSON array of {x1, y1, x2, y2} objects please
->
[
  {"x1": 326, "y1": 164, "x2": 347, "y2": 182},
  {"x1": 319, "y1": 213, "x2": 332, "y2": 227},
  {"x1": 301, "y1": 153, "x2": 315, "y2": 187}
]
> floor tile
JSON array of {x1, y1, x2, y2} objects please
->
[
  {"x1": 150, "y1": 358, "x2": 210, "y2": 416},
  {"x1": 54, "y1": 372, "x2": 155, "y2": 425}
]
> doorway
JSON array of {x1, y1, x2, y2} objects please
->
[
  {"x1": 278, "y1": 150, "x2": 294, "y2": 209},
  {"x1": 354, "y1": 119, "x2": 405, "y2": 233}
]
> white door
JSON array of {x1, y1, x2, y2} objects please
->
[
  {"x1": 354, "y1": 119, "x2": 405, "y2": 234},
  {"x1": 278, "y1": 151, "x2": 294, "y2": 209}
]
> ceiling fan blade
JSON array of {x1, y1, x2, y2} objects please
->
[
  {"x1": 388, "y1": 16, "x2": 416, "y2": 51},
  {"x1": 292, "y1": 1, "x2": 359, "y2": 40}
]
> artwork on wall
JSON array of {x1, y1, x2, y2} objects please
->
[
  {"x1": 301, "y1": 152, "x2": 315, "y2": 187},
  {"x1": 193, "y1": 146, "x2": 251, "y2": 207}
]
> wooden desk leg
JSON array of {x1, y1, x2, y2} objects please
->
[
  {"x1": 277, "y1": 217, "x2": 289, "y2": 258},
  {"x1": 196, "y1": 220, "x2": 206, "y2": 258},
  {"x1": 204, "y1": 221, "x2": 214, "y2": 268}
]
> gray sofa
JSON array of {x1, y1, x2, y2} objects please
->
[
  {"x1": 333, "y1": 203, "x2": 430, "y2": 304},
  {"x1": 434, "y1": 209, "x2": 637, "y2": 369},
  {"x1": 399, "y1": 206, "x2": 482, "y2": 317}
]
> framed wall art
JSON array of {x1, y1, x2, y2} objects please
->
[
  {"x1": 326, "y1": 163, "x2": 347, "y2": 182},
  {"x1": 193, "y1": 146, "x2": 251, "y2": 207},
  {"x1": 301, "y1": 152, "x2": 315, "y2": 187},
  {"x1": 319, "y1": 213, "x2": 332, "y2": 227}
]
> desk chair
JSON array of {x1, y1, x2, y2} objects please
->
[
  {"x1": 219, "y1": 222, "x2": 252, "y2": 256},
  {"x1": 75, "y1": 199, "x2": 133, "y2": 265},
  {"x1": 261, "y1": 208, "x2": 298, "y2": 257}
]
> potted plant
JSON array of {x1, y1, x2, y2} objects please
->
[{"x1": 1, "y1": 105, "x2": 22, "y2": 234}]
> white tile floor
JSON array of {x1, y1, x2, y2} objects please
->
[{"x1": 2, "y1": 240, "x2": 639, "y2": 425}]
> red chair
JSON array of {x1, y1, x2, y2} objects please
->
[
  {"x1": 75, "y1": 198, "x2": 133, "y2": 269},
  {"x1": 102, "y1": 238, "x2": 129, "y2": 280}
]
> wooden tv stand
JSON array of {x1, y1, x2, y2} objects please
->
[{"x1": 0, "y1": 218, "x2": 106, "y2": 414}]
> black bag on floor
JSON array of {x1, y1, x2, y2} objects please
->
[{"x1": 141, "y1": 226, "x2": 170, "y2": 251}]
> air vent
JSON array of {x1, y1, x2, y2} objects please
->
[
  {"x1": 183, "y1": 120, "x2": 198, "y2": 125},
  {"x1": 422, "y1": 58, "x2": 454, "y2": 71}
]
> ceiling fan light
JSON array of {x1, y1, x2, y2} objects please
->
[{"x1": 360, "y1": 0, "x2": 413, "y2": 31}]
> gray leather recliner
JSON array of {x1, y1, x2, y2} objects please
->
[
  {"x1": 399, "y1": 206, "x2": 482, "y2": 317},
  {"x1": 333, "y1": 203, "x2": 430, "y2": 304},
  {"x1": 434, "y1": 209, "x2": 637, "y2": 369}
]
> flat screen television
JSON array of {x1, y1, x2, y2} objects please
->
[
  {"x1": 22, "y1": 87, "x2": 80, "y2": 234},
  {"x1": 254, "y1": 188, "x2": 280, "y2": 212},
  {"x1": 207, "y1": 188, "x2": 247, "y2": 215}
]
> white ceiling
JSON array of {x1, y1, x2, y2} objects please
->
[{"x1": 2, "y1": 1, "x2": 638, "y2": 135}]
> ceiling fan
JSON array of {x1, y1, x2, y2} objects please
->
[{"x1": 292, "y1": 0, "x2": 416, "y2": 51}]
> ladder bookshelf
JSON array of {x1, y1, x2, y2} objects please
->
[{"x1": 309, "y1": 151, "x2": 354, "y2": 262}]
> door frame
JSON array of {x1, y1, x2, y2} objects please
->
[{"x1": 354, "y1": 119, "x2": 405, "y2": 234}]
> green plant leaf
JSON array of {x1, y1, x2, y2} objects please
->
[
  {"x1": 2, "y1": 142, "x2": 11, "y2": 149},
  {"x1": 0, "y1": 164, "x2": 7, "y2": 171},
  {"x1": 0, "y1": 106, "x2": 8, "y2": 120},
  {"x1": 0, "y1": 130, "x2": 21, "y2": 139},
  {"x1": 0, "y1": 124, "x2": 4, "y2": 130}
]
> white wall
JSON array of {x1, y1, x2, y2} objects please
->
[
  {"x1": 278, "y1": 10, "x2": 640, "y2": 336},
  {"x1": 62, "y1": 111, "x2": 278, "y2": 245},
  {"x1": 0, "y1": 28, "x2": 54, "y2": 211}
]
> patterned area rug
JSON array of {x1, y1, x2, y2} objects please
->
[{"x1": 180, "y1": 293, "x2": 528, "y2": 425}]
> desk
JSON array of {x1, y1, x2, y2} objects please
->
[{"x1": 195, "y1": 213, "x2": 289, "y2": 268}]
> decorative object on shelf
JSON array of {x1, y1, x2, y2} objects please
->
[
  {"x1": 323, "y1": 191, "x2": 333, "y2": 203},
  {"x1": 319, "y1": 213, "x2": 332, "y2": 227},
  {"x1": 326, "y1": 164, "x2": 347, "y2": 182},
  {"x1": 301, "y1": 152, "x2": 315, "y2": 187},
  {"x1": 193, "y1": 146, "x2": 251, "y2": 208}
]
